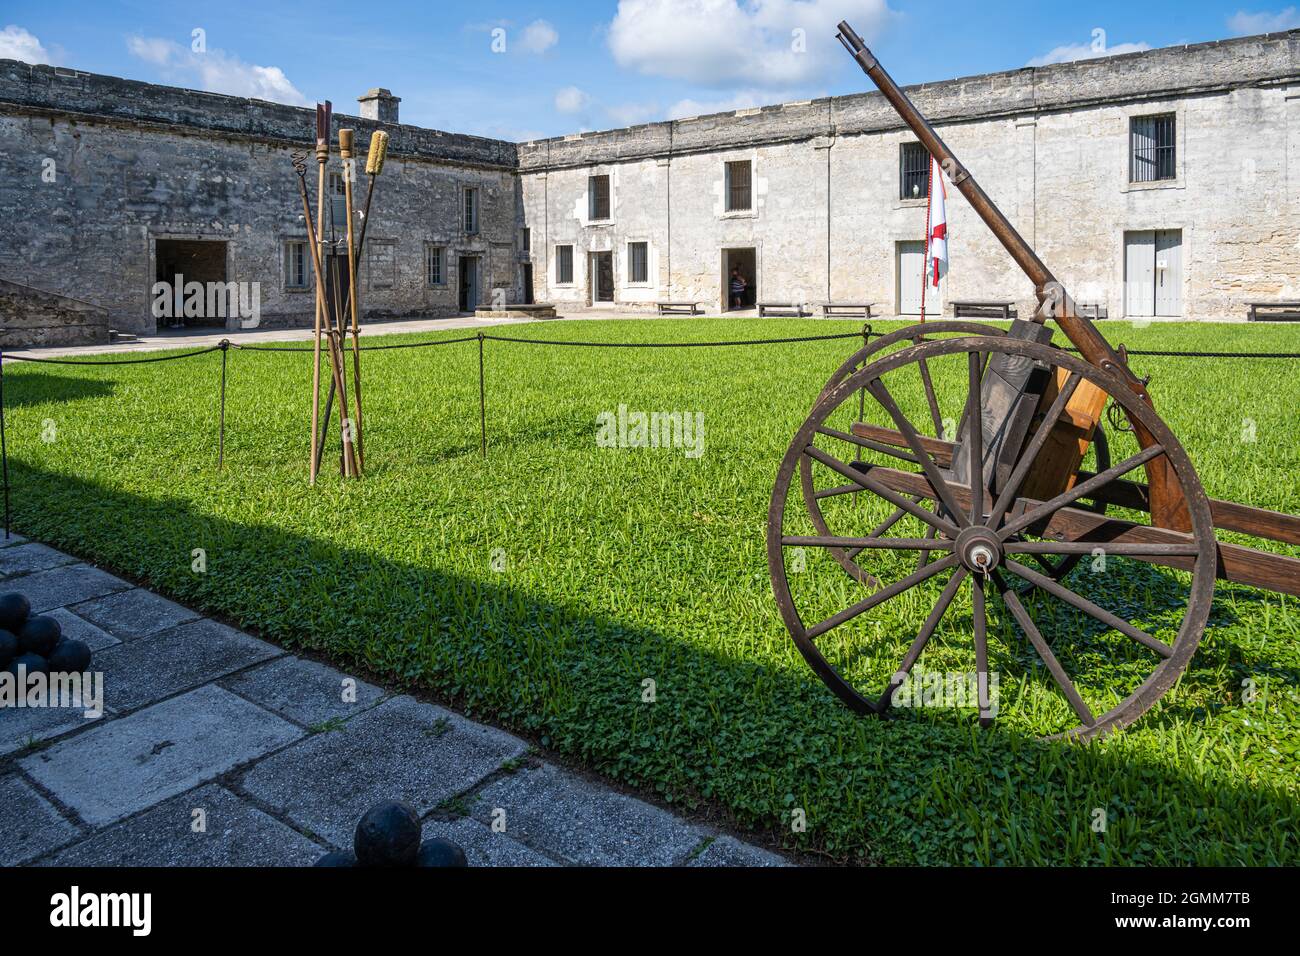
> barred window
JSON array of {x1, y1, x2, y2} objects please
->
[
  {"x1": 327, "y1": 172, "x2": 348, "y2": 234},
  {"x1": 900, "y1": 142, "x2": 929, "y2": 200},
  {"x1": 628, "y1": 242, "x2": 648, "y2": 283},
  {"x1": 725, "y1": 160, "x2": 752, "y2": 211},
  {"x1": 556, "y1": 245, "x2": 574, "y2": 284},
  {"x1": 426, "y1": 245, "x2": 445, "y2": 286},
  {"x1": 1131, "y1": 114, "x2": 1176, "y2": 183},
  {"x1": 588, "y1": 175, "x2": 611, "y2": 220},
  {"x1": 284, "y1": 241, "x2": 309, "y2": 289}
]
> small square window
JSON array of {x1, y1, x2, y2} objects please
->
[
  {"x1": 426, "y1": 245, "x2": 445, "y2": 286},
  {"x1": 900, "y1": 142, "x2": 929, "y2": 200},
  {"x1": 284, "y1": 241, "x2": 310, "y2": 289},
  {"x1": 1130, "y1": 114, "x2": 1176, "y2": 183},
  {"x1": 725, "y1": 161, "x2": 752, "y2": 212},
  {"x1": 628, "y1": 242, "x2": 648, "y2": 283},
  {"x1": 556, "y1": 245, "x2": 574, "y2": 284},
  {"x1": 588, "y1": 175, "x2": 611, "y2": 220}
]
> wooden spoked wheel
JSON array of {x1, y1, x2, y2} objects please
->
[{"x1": 768, "y1": 335, "x2": 1217, "y2": 739}]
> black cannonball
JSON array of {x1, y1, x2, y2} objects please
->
[
  {"x1": 416, "y1": 838, "x2": 468, "y2": 868},
  {"x1": 6, "y1": 652, "x2": 48, "y2": 676},
  {"x1": 46, "y1": 638, "x2": 92, "y2": 674},
  {"x1": 0, "y1": 629, "x2": 16, "y2": 668},
  {"x1": 313, "y1": 850, "x2": 358, "y2": 867},
  {"x1": 354, "y1": 801, "x2": 422, "y2": 867},
  {"x1": 0, "y1": 592, "x2": 30, "y2": 633},
  {"x1": 17, "y1": 616, "x2": 60, "y2": 657}
]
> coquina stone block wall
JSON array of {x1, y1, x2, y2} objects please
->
[
  {"x1": 0, "y1": 60, "x2": 522, "y2": 334},
  {"x1": 520, "y1": 29, "x2": 1300, "y2": 320},
  {"x1": 1, "y1": 28, "x2": 1297, "y2": 339}
]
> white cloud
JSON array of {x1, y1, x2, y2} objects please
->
[
  {"x1": 519, "y1": 19, "x2": 559, "y2": 54},
  {"x1": 1026, "y1": 39, "x2": 1150, "y2": 67},
  {"x1": 667, "y1": 89, "x2": 793, "y2": 119},
  {"x1": 555, "y1": 85, "x2": 591, "y2": 113},
  {"x1": 1227, "y1": 7, "x2": 1300, "y2": 34},
  {"x1": 608, "y1": 0, "x2": 893, "y2": 89},
  {"x1": 0, "y1": 24, "x2": 57, "y2": 65},
  {"x1": 126, "y1": 35, "x2": 308, "y2": 106},
  {"x1": 605, "y1": 101, "x2": 661, "y2": 126}
]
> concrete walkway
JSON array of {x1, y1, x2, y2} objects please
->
[{"x1": 0, "y1": 535, "x2": 787, "y2": 867}]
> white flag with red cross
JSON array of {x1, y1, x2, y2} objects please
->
[{"x1": 926, "y1": 155, "x2": 948, "y2": 287}]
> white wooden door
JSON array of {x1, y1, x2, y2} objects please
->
[
  {"x1": 897, "y1": 241, "x2": 925, "y2": 315},
  {"x1": 1154, "y1": 229, "x2": 1182, "y2": 316},
  {"x1": 1124, "y1": 231, "x2": 1155, "y2": 318}
]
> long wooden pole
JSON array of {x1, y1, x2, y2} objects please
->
[
  {"x1": 338, "y1": 129, "x2": 365, "y2": 474},
  {"x1": 310, "y1": 105, "x2": 329, "y2": 484}
]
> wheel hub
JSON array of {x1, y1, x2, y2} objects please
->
[{"x1": 956, "y1": 526, "x2": 1003, "y2": 574}]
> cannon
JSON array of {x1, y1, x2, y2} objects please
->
[{"x1": 766, "y1": 21, "x2": 1300, "y2": 739}]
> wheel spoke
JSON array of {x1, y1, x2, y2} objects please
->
[
  {"x1": 783, "y1": 535, "x2": 956, "y2": 551},
  {"x1": 916, "y1": 348, "x2": 945, "y2": 436},
  {"x1": 813, "y1": 482, "x2": 861, "y2": 500},
  {"x1": 805, "y1": 554, "x2": 959, "y2": 640},
  {"x1": 804, "y1": 445, "x2": 959, "y2": 537},
  {"x1": 816, "y1": 425, "x2": 920, "y2": 465},
  {"x1": 917, "y1": 522, "x2": 938, "y2": 571},
  {"x1": 993, "y1": 571, "x2": 1096, "y2": 726},
  {"x1": 966, "y1": 349, "x2": 985, "y2": 523},
  {"x1": 865, "y1": 377, "x2": 971, "y2": 528},
  {"x1": 972, "y1": 575, "x2": 993, "y2": 726},
  {"x1": 1003, "y1": 559, "x2": 1173, "y2": 658},
  {"x1": 999, "y1": 444, "x2": 1167, "y2": 540},
  {"x1": 986, "y1": 372, "x2": 1082, "y2": 530},
  {"x1": 879, "y1": 568, "x2": 969, "y2": 709}
]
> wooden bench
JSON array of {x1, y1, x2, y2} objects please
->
[
  {"x1": 1247, "y1": 301, "x2": 1300, "y2": 322},
  {"x1": 656, "y1": 301, "x2": 703, "y2": 316},
  {"x1": 758, "y1": 302, "x2": 811, "y2": 317},
  {"x1": 820, "y1": 302, "x2": 876, "y2": 319},
  {"x1": 949, "y1": 300, "x2": 1017, "y2": 320}
]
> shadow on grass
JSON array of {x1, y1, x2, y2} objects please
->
[
  {"x1": 7, "y1": 461, "x2": 1298, "y2": 865},
  {"x1": 1, "y1": 374, "x2": 115, "y2": 408}
]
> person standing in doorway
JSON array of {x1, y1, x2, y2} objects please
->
[{"x1": 729, "y1": 266, "x2": 747, "y2": 309}]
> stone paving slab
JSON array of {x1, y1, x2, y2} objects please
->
[
  {"x1": 0, "y1": 698, "x2": 110, "y2": 758},
  {"x1": 12, "y1": 563, "x2": 131, "y2": 613},
  {"x1": 470, "y1": 763, "x2": 705, "y2": 867},
  {"x1": 40, "y1": 783, "x2": 323, "y2": 867},
  {"x1": 220, "y1": 656, "x2": 386, "y2": 728},
  {"x1": 43, "y1": 607, "x2": 121, "y2": 652},
  {"x1": 19, "y1": 684, "x2": 303, "y2": 826},
  {"x1": 0, "y1": 542, "x2": 79, "y2": 578},
  {"x1": 240, "y1": 695, "x2": 526, "y2": 849},
  {"x1": 70, "y1": 587, "x2": 202, "y2": 642},
  {"x1": 689, "y1": 834, "x2": 791, "y2": 867},
  {"x1": 0, "y1": 773, "x2": 82, "y2": 866},
  {"x1": 0, "y1": 533, "x2": 29, "y2": 548},
  {"x1": 95, "y1": 618, "x2": 282, "y2": 712},
  {"x1": 420, "y1": 816, "x2": 558, "y2": 867}
]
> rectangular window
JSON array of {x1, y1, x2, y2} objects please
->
[
  {"x1": 1131, "y1": 114, "x2": 1176, "y2": 183},
  {"x1": 368, "y1": 241, "x2": 396, "y2": 290},
  {"x1": 628, "y1": 242, "x2": 648, "y2": 283},
  {"x1": 900, "y1": 142, "x2": 929, "y2": 200},
  {"x1": 328, "y1": 172, "x2": 348, "y2": 235},
  {"x1": 556, "y1": 245, "x2": 574, "y2": 284},
  {"x1": 588, "y1": 175, "x2": 611, "y2": 220},
  {"x1": 426, "y1": 244, "x2": 445, "y2": 286},
  {"x1": 463, "y1": 187, "x2": 479, "y2": 234},
  {"x1": 284, "y1": 241, "x2": 309, "y2": 289},
  {"x1": 522, "y1": 227, "x2": 531, "y2": 252},
  {"x1": 725, "y1": 160, "x2": 752, "y2": 212}
]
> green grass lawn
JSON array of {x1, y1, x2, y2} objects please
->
[{"x1": 4, "y1": 317, "x2": 1298, "y2": 864}]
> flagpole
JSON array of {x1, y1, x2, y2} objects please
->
[{"x1": 920, "y1": 155, "x2": 934, "y2": 323}]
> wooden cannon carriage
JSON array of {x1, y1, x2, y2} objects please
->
[{"x1": 766, "y1": 21, "x2": 1300, "y2": 739}]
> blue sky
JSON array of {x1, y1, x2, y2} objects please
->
[{"x1": 2, "y1": 1, "x2": 1295, "y2": 140}]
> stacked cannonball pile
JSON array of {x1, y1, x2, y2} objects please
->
[
  {"x1": 315, "y1": 801, "x2": 468, "y2": 868},
  {"x1": 0, "y1": 592, "x2": 92, "y2": 677}
]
